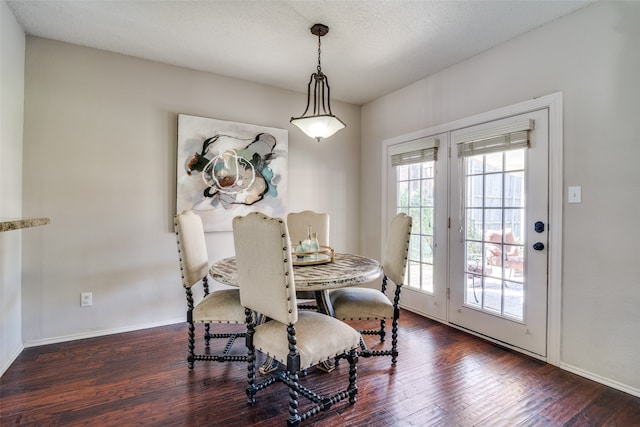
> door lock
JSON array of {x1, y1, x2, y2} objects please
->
[{"x1": 533, "y1": 242, "x2": 544, "y2": 251}]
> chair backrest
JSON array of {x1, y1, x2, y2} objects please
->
[
  {"x1": 382, "y1": 213, "x2": 412, "y2": 287},
  {"x1": 174, "y1": 210, "x2": 210, "y2": 288},
  {"x1": 287, "y1": 210, "x2": 330, "y2": 246},
  {"x1": 233, "y1": 212, "x2": 297, "y2": 326},
  {"x1": 486, "y1": 228, "x2": 518, "y2": 256}
]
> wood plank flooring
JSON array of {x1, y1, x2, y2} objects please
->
[{"x1": 2, "y1": 310, "x2": 639, "y2": 426}]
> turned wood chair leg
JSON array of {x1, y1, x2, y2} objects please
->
[
  {"x1": 187, "y1": 321, "x2": 195, "y2": 369},
  {"x1": 204, "y1": 323, "x2": 211, "y2": 346},
  {"x1": 348, "y1": 349, "x2": 358, "y2": 404},
  {"x1": 391, "y1": 316, "x2": 399, "y2": 364},
  {"x1": 379, "y1": 319, "x2": 386, "y2": 342},
  {"x1": 286, "y1": 370, "x2": 301, "y2": 427},
  {"x1": 246, "y1": 309, "x2": 257, "y2": 405}
]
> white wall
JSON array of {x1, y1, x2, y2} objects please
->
[
  {"x1": 361, "y1": 1, "x2": 640, "y2": 394},
  {"x1": 20, "y1": 37, "x2": 361, "y2": 345},
  {"x1": 0, "y1": 0, "x2": 26, "y2": 374}
]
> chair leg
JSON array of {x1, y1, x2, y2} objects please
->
[
  {"x1": 390, "y1": 286, "x2": 402, "y2": 364},
  {"x1": 187, "y1": 321, "x2": 195, "y2": 369},
  {"x1": 391, "y1": 315, "x2": 399, "y2": 365},
  {"x1": 204, "y1": 322, "x2": 211, "y2": 346},
  {"x1": 246, "y1": 350, "x2": 257, "y2": 405},
  {"x1": 348, "y1": 349, "x2": 358, "y2": 404},
  {"x1": 379, "y1": 319, "x2": 386, "y2": 342},
  {"x1": 287, "y1": 371, "x2": 301, "y2": 427},
  {"x1": 186, "y1": 290, "x2": 196, "y2": 369},
  {"x1": 245, "y1": 309, "x2": 257, "y2": 405}
]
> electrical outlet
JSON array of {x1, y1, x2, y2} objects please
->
[{"x1": 81, "y1": 292, "x2": 92, "y2": 307}]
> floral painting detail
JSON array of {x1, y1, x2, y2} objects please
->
[{"x1": 177, "y1": 114, "x2": 288, "y2": 232}]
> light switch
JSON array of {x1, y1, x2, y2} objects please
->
[{"x1": 568, "y1": 186, "x2": 581, "y2": 203}]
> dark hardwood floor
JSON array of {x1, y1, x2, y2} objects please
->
[{"x1": 2, "y1": 310, "x2": 639, "y2": 426}]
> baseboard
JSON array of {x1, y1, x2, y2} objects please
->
[
  {"x1": 560, "y1": 362, "x2": 640, "y2": 398},
  {"x1": 22, "y1": 317, "x2": 185, "y2": 348},
  {"x1": 1, "y1": 343, "x2": 25, "y2": 377}
]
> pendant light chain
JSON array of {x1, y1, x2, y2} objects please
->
[{"x1": 317, "y1": 33, "x2": 322, "y2": 74}]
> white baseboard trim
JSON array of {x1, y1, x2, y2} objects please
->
[
  {"x1": 560, "y1": 362, "x2": 640, "y2": 398},
  {"x1": 1, "y1": 343, "x2": 25, "y2": 377},
  {"x1": 22, "y1": 317, "x2": 185, "y2": 348}
]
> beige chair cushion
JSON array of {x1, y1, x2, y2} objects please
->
[
  {"x1": 330, "y1": 287, "x2": 395, "y2": 320},
  {"x1": 192, "y1": 288, "x2": 246, "y2": 324},
  {"x1": 253, "y1": 311, "x2": 361, "y2": 369}
]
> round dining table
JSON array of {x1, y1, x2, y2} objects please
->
[
  {"x1": 209, "y1": 252, "x2": 382, "y2": 317},
  {"x1": 209, "y1": 252, "x2": 382, "y2": 373}
]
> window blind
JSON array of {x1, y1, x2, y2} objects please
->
[
  {"x1": 389, "y1": 137, "x2": 439, "y2": 167},
  {"x1": 454, "y1": 119, "x2": 534, "y2": 158}
]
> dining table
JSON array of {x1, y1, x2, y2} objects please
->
[{"x1": 209, "y1": 252, "x2": 382, "y2": 372}]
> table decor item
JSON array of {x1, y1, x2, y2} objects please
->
[{"x1": 292, "y1": 245, "x2": 335, "y2": 266}]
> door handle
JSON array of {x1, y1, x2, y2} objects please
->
[{"x1": 533, "y1": 242, "x2": 544, "y2": 251}]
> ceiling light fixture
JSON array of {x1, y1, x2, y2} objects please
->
[{"x1": 290, "y1": 23, "x2": 346, "y2": 142}]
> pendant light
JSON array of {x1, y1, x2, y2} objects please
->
[{"x1": 290, "y1": 23, "x2": 346, "y2": 142}]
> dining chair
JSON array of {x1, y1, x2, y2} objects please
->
[
  {"x1": 485, "y1": 228, "x2": 524, "y2": 278},
  {"x1": 233, "y1": 212, "x2": 360, "y2": 427},
  {"x1": 287, "y1": 210, "x2": 330, "y2": 309},
  {"x1": 330, "y1": 212, "x2": 412, "y2": 365},
  {"x1": 287, "y1": 210, "x2": 330, "y2": 248},
  {"x1": 174, "y1": 210, "x2": 247, "y2": 369}
]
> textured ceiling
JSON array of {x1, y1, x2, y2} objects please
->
[{"x1": 7, "y1": 0, "x2": 595, "y2": 105}]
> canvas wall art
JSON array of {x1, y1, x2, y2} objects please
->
[{"x1": 177, "y1": 114, "x2": 288, "y2": 232}]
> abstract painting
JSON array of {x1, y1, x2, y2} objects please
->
[{"x1": 177, "y1": 114, "x2": 288, "y2": 232}]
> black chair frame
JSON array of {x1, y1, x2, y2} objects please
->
[
  {"x1": 244, "y1": 308, "x2": 358, "y2": 427},
  {"x1": 185, "y1": 276, "x2": 247, "y2": 368}
]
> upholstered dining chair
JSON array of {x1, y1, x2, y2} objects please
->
[
  {"x1": 287, "y1": 210, "x2": 330, "y2": 308},
  {"x1": 174, "y1": 210, "x2": 247, "y2": 369},
  {"x1": 233, "y1": 212, "x2": 360, "y2": 427},
  {"x1": 330, "y1": 212, "x2": 412, "y2": 365},
  {"x1": 287, "y1": 210, "x2": 330, "y2": 248}
]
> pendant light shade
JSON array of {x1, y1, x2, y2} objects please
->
[
  {"x1": 290, "y1": 24, "x2": 346, "y2": 142},
  {"x1": 290, "y1": 114, "x2": 345, "y2": 141}
]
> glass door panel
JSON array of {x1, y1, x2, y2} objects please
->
[
  {"x1": 397, "y1": 161, "x2": 435, "y2": 293},
  {"x1": 463, "y1": 150, "x2": 525, "y2": 321}
]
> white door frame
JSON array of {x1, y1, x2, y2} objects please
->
[{"x1": 382, "y1": 92, "x2": 563, "y2": 366}]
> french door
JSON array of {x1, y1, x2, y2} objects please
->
[
  {"x1": 449, "y1": 109, "x2": 549, "y2": 357},
  {"x1": 385, "y1": 107, "x2": 551, "y2": 357}
]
